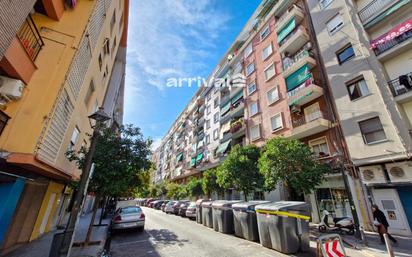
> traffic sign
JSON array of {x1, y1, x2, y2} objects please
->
[{"x1": 318, "y1": 234, "x2": 347, "y2": 257}]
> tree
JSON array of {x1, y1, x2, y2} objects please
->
[
  {"x1": 186, "y1": 177, "x2": 204, "y2": 199},
  {"x1": 258, "y1": 137, "x2": 330, "y2": 200},
  {"x1": 202, "y1": 168, "x2": 224, "y2": 199},
  {"x1": 149, "y1": 184, "x2": 158, "y2": 198},
  {"x1": 166, "y1": 182, "x2": 180, "y2": 199},
  {"x1": 216, "y1": 144, "x2": 264, "y2": 201}
]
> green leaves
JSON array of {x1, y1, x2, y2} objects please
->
[
  {"x1": 186, "y1": 177, "x2": 204, "y2": 199},
  {"x1": 202, "y1": 168, "x2": 224, "y2": 198}
]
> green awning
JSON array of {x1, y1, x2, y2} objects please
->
[
  {"x1": 221, "y1": 101, "x2": 231, "y2": 116},
  {"x1": 216, "y1": 140, "x2": 231, "y2": 154},
  {"x1": 365, "y1": 0, "x2": 410, "y2": 29},
  {"x1": 176, "y1": 152, "x2": 183, "y2": 162},
  {"x1": 196, "y1": 152, "x2": 203, "y2": 162},
  {"x1": 231, "y1": 90, "x2": 244, "y2": 104},
  {"x1": 277, "y1": 17, "x2": 296, "y2": 43},
  {"x1": 190, "y1": 157, "x2": 196, "y2": 167},
  {"x1": 286, "y1": 64, "x2": 312, "y2": 91}
]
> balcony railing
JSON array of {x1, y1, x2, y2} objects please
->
[
  {"x1": 17, "y1": 15, "x2": 44, "y2": 61},
  {"x1": 287, "y1": 74, "x2": 318, "y2": 97},
  {"x1": 279, "y1": 26, "x2": 306, "y2": 47},
  {"x1": 388, "y1": 72, "x2": 412, "y2": 97},
  {"x1": 292, "y1": 110, "x2": 326, "y2": 128},
  {"x1": 372, "y1": 29, "x2": 412, "y2": 56},
  {"x1": 283, "y1": 49, "x2": 313, "y2": 71},
  {"x1": 277, "y1": 4, "x2": 303, "y2": 26},
  {"x1": 358, "y1": 0, "x2": 397, "y2": 24}
]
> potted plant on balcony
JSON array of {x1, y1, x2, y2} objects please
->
[{"x1": 230, "y1": 118, "x2": 244, "y2": 133}]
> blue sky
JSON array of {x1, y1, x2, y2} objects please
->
[{"x1": 124, "y1": 0, "x2": 261, "y2": 148}]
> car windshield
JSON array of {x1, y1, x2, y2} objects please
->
[
  {"x1": 189, "y1": 202, "x2": 196, "y2": 207},
  {"x1": 121, "y1": 206, "x2": 141, "y2": 214}
]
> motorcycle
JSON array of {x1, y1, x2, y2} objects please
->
[{"x1": 318, "y1": 210, "x2": 355, "y2": 235}]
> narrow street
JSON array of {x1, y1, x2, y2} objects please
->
[{"x1": 110, "y1": 207, "x2": 305, "y2": 257}]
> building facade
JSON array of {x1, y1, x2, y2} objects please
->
[{"x1": 0, "y1": 0, "x2": 129, "y2": 253}]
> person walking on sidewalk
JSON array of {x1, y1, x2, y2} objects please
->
[{"x1": 372, "y1": 204, "x2": 398, "y2": 245}]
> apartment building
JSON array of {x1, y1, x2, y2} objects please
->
[
  {"x1": 0, "y1": 0, "x2": 129, "y2": 253},
  {"x1": 307, "y1": 0, "x2": 412, "y2": 236}
]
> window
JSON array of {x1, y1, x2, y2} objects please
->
[
  {"x1": 213, "y1": 129, "x2": 219, "y2": 140},
  {"x1": 68, "y1": 127, "x2": 80, "y2": 151},
  {"x1": 98, "y1": 54, "x2": 102, "y2": 71},
  {"x1": 214, "y1": 97, "x2": 219, "y2": 108},
  {"x1": 111, "y1": 36, "x2": 117, "y2": 56},
  {"x1": 246, "y1": 63, "x2": 255, "y2": 76},
  {"x1": 264, "y1": 63, "x2": 276, "y2": 81},
  {"x1": 319, "y1": 0, "x2": 334, "y2": 9},
  {"x1": 347, "y1": 78, "x2": 370, "y2": 100},
  {"x1": 207, "y1": 93, "x2": 211, "y2": 102},
  {"x1": 304, "y1": 102, "x2": 322, "y2": 122},
  {"x1": 110, "y1": 10, "x2": 116, "y2": 34},
  {"x1": 267, "y1": 86, "x2": 279, "y2": 104},
  {"x1": 205, "y1": 134, "x2": 210, "y2": 145},
  {"x1": 359, "y1": 117, "x2": 387, "y2": 144},
  {"x1": 260, "y1": 25, "x2": 270, "y2": 40},
  {"x1": 309, "y1": 137, "x2": 330, "y2": 157},
  {"x1": 206, "y1": 119, "x2": 210, "y2": 129},
  {"x1": 262, "y1": 43, "x2": 273, "y2": 60},
  {"x1": 327, "y1": 14, "x2": 344, "y2": 35},
  {"x1": 247, "y1": 82, "x2": 257, "y2": 95},
  {"x1": 244, "y1": 43, "x2": 253, "y2": 58},
  {"x1": 0, "y1": 111, "x2": 10, "y2": 136},
  {"x1": 214, "y1": 112, "x2": 219, "y2": 123},
  {"x1": 84, "y1": 80, "x2": 95, "y2": 105},
  {"x1": 337, "y1": 44, "x2": 355, "y2": 64},
  {"x1": 103, "y1": 38, "x2": 110, "y2": 56},
  {"x1": 270, "y1": 113, "x2": 283, "y2": 132},
  {"x1": 206, "y1": 105, "x2": 211, "y2": 114},
  {"x1": 249, "y1": 102, "x2": 259, "y2": 116},
  {"x1": 250, "y1": 124, "x2": 261, "y2": 141}
]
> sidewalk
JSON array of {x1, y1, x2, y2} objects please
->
[{"x1": 4, "y1": 209, "x2": 110, "y2": 257}]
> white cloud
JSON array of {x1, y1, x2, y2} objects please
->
[{"x1": 151, "y1": 137, "x2": 163, "y2": 151}]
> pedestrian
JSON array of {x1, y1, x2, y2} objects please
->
[{"x1": 372, "y1": 204, "x2": 398, "y2": 245}]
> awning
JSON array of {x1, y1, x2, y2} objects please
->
[
  {"x1": 277, "y1": 17, "x2": 296, "y2": 43},
  {"x1": 370, "y1": 14, "x2": 412, "y2": 48},
  {"x1": 366, "y1": 0, "x2": 410, "y2": 29},
  {"x1": 286, "y1": 64, "x2": 312, "y2": 91},
  {"x1": 231, "y1": 90, "x2": 244, "y2": 104},
  {"x1": 196, "y1": 153, "x2": 203, "y2": 162},
  {"x1": 176, "y1": 152, "x2": 183, "y2": 162},
  {"x1": 221, "y1": 101, "x2": 231, "y2": 116},
  {"x1": 216, "y1": 140, "x2": 231, "y2": 155},
  {"x1": 190, "y1": 157, "x2": 196, "y2": 167}
]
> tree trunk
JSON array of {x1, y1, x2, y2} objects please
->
[
  {"x1": 98, "y1": 197, "x2": 106, "y2": 225},
  {"x1": 85, "y1": 196, "x2": 99, "y2": 245},
  {"x1": 244, "y1": 192, "x2": 248, "y2": 202}
]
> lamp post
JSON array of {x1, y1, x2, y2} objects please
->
[{"x1": 57, "y1": 107, "x2": 110, "y2": 257}]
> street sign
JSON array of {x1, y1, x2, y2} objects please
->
[{"x1": 318, "y1": 234, "x2": 347, "y2": 257}]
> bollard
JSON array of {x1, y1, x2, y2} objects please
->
[
  {"x1": 383, "y1": 233, "x2": 395, "y2": 257},
  {"x1": 360, "y1": 226, "x2": 368, "y2": 246}
]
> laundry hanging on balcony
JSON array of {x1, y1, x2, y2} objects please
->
[
  {"x1": 285, "y1": 63, "x2": 312, "y2": 91},
  {"x1": 277, "y1": 17, "x2": 296, "y2": 43},
  {"x1": 370, "y1": 16, "x2": 412, "y2": 49}
]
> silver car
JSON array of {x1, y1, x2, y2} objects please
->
[
  {"x1": 185, "y1": 202, "x2": 196, "y2": 219},
  {"x1": 111, "y1": 206, "x2": 145, "y2": 231},
  {"x1": 164, "y1": 201, "x2": 176, "y2": 214}
]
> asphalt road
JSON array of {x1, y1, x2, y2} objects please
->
[{"x1": 110, "y1": 207, "x2": 311, "y2": 257}]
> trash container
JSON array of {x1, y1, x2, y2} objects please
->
[
  {"x1": 255, "y1": 201, "x2": 310, "y2": 254},
  {"x1": 212, "y1": 200, "x2": 241, "y2": 234},
  {"x1": 232, "y1": 201, "x2": 270, "y2": 241},
  {"x1": 196, "y1": 199, "x2": 206, "y2": 224},
  {"x1": 201, "y1": 201, "x2": 213, "y2": 228}
]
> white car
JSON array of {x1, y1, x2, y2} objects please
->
[
  {"x1": 111, "y1": 206, "x2": 145, "y2": 232},
  {"x1": 185, "y1": 202, "x2": 196, "y2": 219},
  {"x1": 164, "y1": 201, "x2": 176, "y2": 214}
]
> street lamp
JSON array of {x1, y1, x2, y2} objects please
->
[{"x1": 55, "y1": 107, "x2": 110, "y2": 257}]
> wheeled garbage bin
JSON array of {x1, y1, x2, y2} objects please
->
[
  {"x1": 201, "y1": 201, "x2": 213, "y2": 228},
  {"x1": 232, "y1": 201, "x2": 270, "y2": 241},
  {"x1": 212, "y1": 200, "x2": 241, "y2": 234},
  {"x1": 196, "y1": 199, "x2": 205, "y2": 224},
  {"x1": 255, "y1": 201, "x2": 310, "y2": 254}
]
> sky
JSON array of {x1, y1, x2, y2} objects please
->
[{"x1": 124, "y1": 0, "x2": 262, "y2": 149}]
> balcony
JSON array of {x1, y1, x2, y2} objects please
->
[
  {"x1": 282, "y1": 49, "x2": 316, "y2": 78},
  {"x1": 220, "y1": 132, "x2": 232, "y2": 143},
  {"x1": 257, "y1": 0, "x2": 278, "y2": 19},
  {"x1": 17, "y1": 16, "x2": 44, "y2": 61},
  {"x1": 276, "y1": 5, "x2": 304, "y2": 33},
  {"x1": 358, "y1": 0, "x2": 408, "y2": 27},
  {"x1": 279, "y1": 26, "x2": 309, "y2": 55},
  {"x1": 230, "y1": 119, "x2": 246, "y2": 139},
  {"x1": 370, "y1": 17, "x2": 412, "y2": 60},
  {"x1": 272, "y1": 0, "x2": 296, "y2": 17},
  {"x1": 290, "y1": 111, "x2": 331, "y2": 139},
  {"x1": 388, "y1": 72, "x2": 412, "y2": 102},
  {"x1": 230, "y1": 100, "x2": 245, "y2": 118},
  {"x1": 288, "y1": 79, "x2": 323, "y2": 106}
]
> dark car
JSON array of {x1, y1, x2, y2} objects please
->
[
  {"x1": 173, "y1": 200, "x2": 189, "y2": 215},
  {"x1": 147, "y1": 199, "x2": 157, "y2": 208},
  {"x1": 178, "y1": 202, "x2": 190, "y2": 217},
  {"x1": 153, "y1": 200, "x2": 165, "y2": 210}
]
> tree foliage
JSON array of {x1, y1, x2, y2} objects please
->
[
  {"x1": 216, "y1": 144, "x2": 263, "y2": 201},
  {"x1": 186, "y1": 177, "x2": 204, "y2": 199},
  {"x1": 67, "y1": 124, "x2": 152, "y2": 198},
  {"x1": 166, "y1": 182, "x2": 180, "y2": 199},
  {"x1": 258, "y1": 137, "x2": 329, "y2": 199},
  {"x1": 202, "y1": 168, "x2": 224, "y2": 198}
]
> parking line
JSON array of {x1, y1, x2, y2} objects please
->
[{"x1": 113, "y1": 239, "x2": 150, "y2": 246}]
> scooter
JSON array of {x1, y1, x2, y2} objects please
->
[{"x1": 318, "y1": 210, "x2": 355, "y2": 235}]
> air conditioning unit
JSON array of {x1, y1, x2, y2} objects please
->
[
  {"x1": 291, "y1": 105, "x2": 301, "y2": 114},
  {"x1": 0, "y1": 76, "x2": 24, "y2": 102},
  {"x1": 359, "y1": 165, "x2": 387, "y2": 185},
  {"x1": 385, "y1": 161, "x2": 412, "y2": 183}
]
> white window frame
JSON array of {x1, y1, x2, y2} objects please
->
[
  {"x1": 260, "y1": 25, "x2": 270, "y2": 40},
  {"x1": 206, "y1": 105, "x2": 211, "y2": 114},
  {"x1": 213, "y1": 129, "x2": 219, "y2": 140},
  {"x1": 319, "y1": 0, "x2": 334, "y2": 9},
  {"x1": 214, "y1": 112, "x2": 219, "y2": 124},
  {"x1": 249, "y1": 101, "x2": 259, "y2": 117},
  {"x1": 264, "y1": 63, "x2": 276, "y2": 81},
  {"x1": 250, "y1": 124, "x2": 261, "y2": 141},
  {"x1": 262, "y1": 43, "x2": 273, "y2": 60},
  {"x1": 270, "y1": 113, "x2": 283, "y2": 132},
  {"x1": 326, "y1": 13, "x2": 344, "y2": 35},
  {"x1": 267, "y1": 86, "x2": 280, "y2": 105},
  {"x1": 69, "y1": 126, "x2": 80, "y2": 151},
  {"x1": 246, "y1": 63, "x2": 255, "y2": 76},
  {"x1": 247, "y1": 81, "x2": 257, "y2": 95},
  {"x1": 244, "y1": 43, "x2": 253, "y2": 58},
  {"x1": 308, "y1": 136, "x2": 331, "y2": 158}
]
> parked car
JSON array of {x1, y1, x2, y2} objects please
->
[
  {"x1": 147, "y1": 199, "x2": 157, "y2": 208},
  {"x1": 173, "y1": 200, "x2": 189, "y2": 215},
  {"x1": 153, "y1": 200, "x2": 165, "y2": 210},
  {"x1": 178, "y1": 201, "x2": 191, "y2": 217},
  {"x1": 111, "y1": 206, "x2": 145, "y2": 232},
  {"x1": 185, "y1": 202, "x2": 196, "y2": 220},
  {"x1": 143, "y1": 198, "x2": 153, "y2": 206},
  {"x1": 165, "y1": 201, "x2": 176, "y2": 214},
  {"x1": 161, "y1": 201, "x2": 169, "y2": 212}
]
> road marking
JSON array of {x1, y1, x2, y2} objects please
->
[{"x1": 112, "y1": 239, "x2": 150, "y2": 246}]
